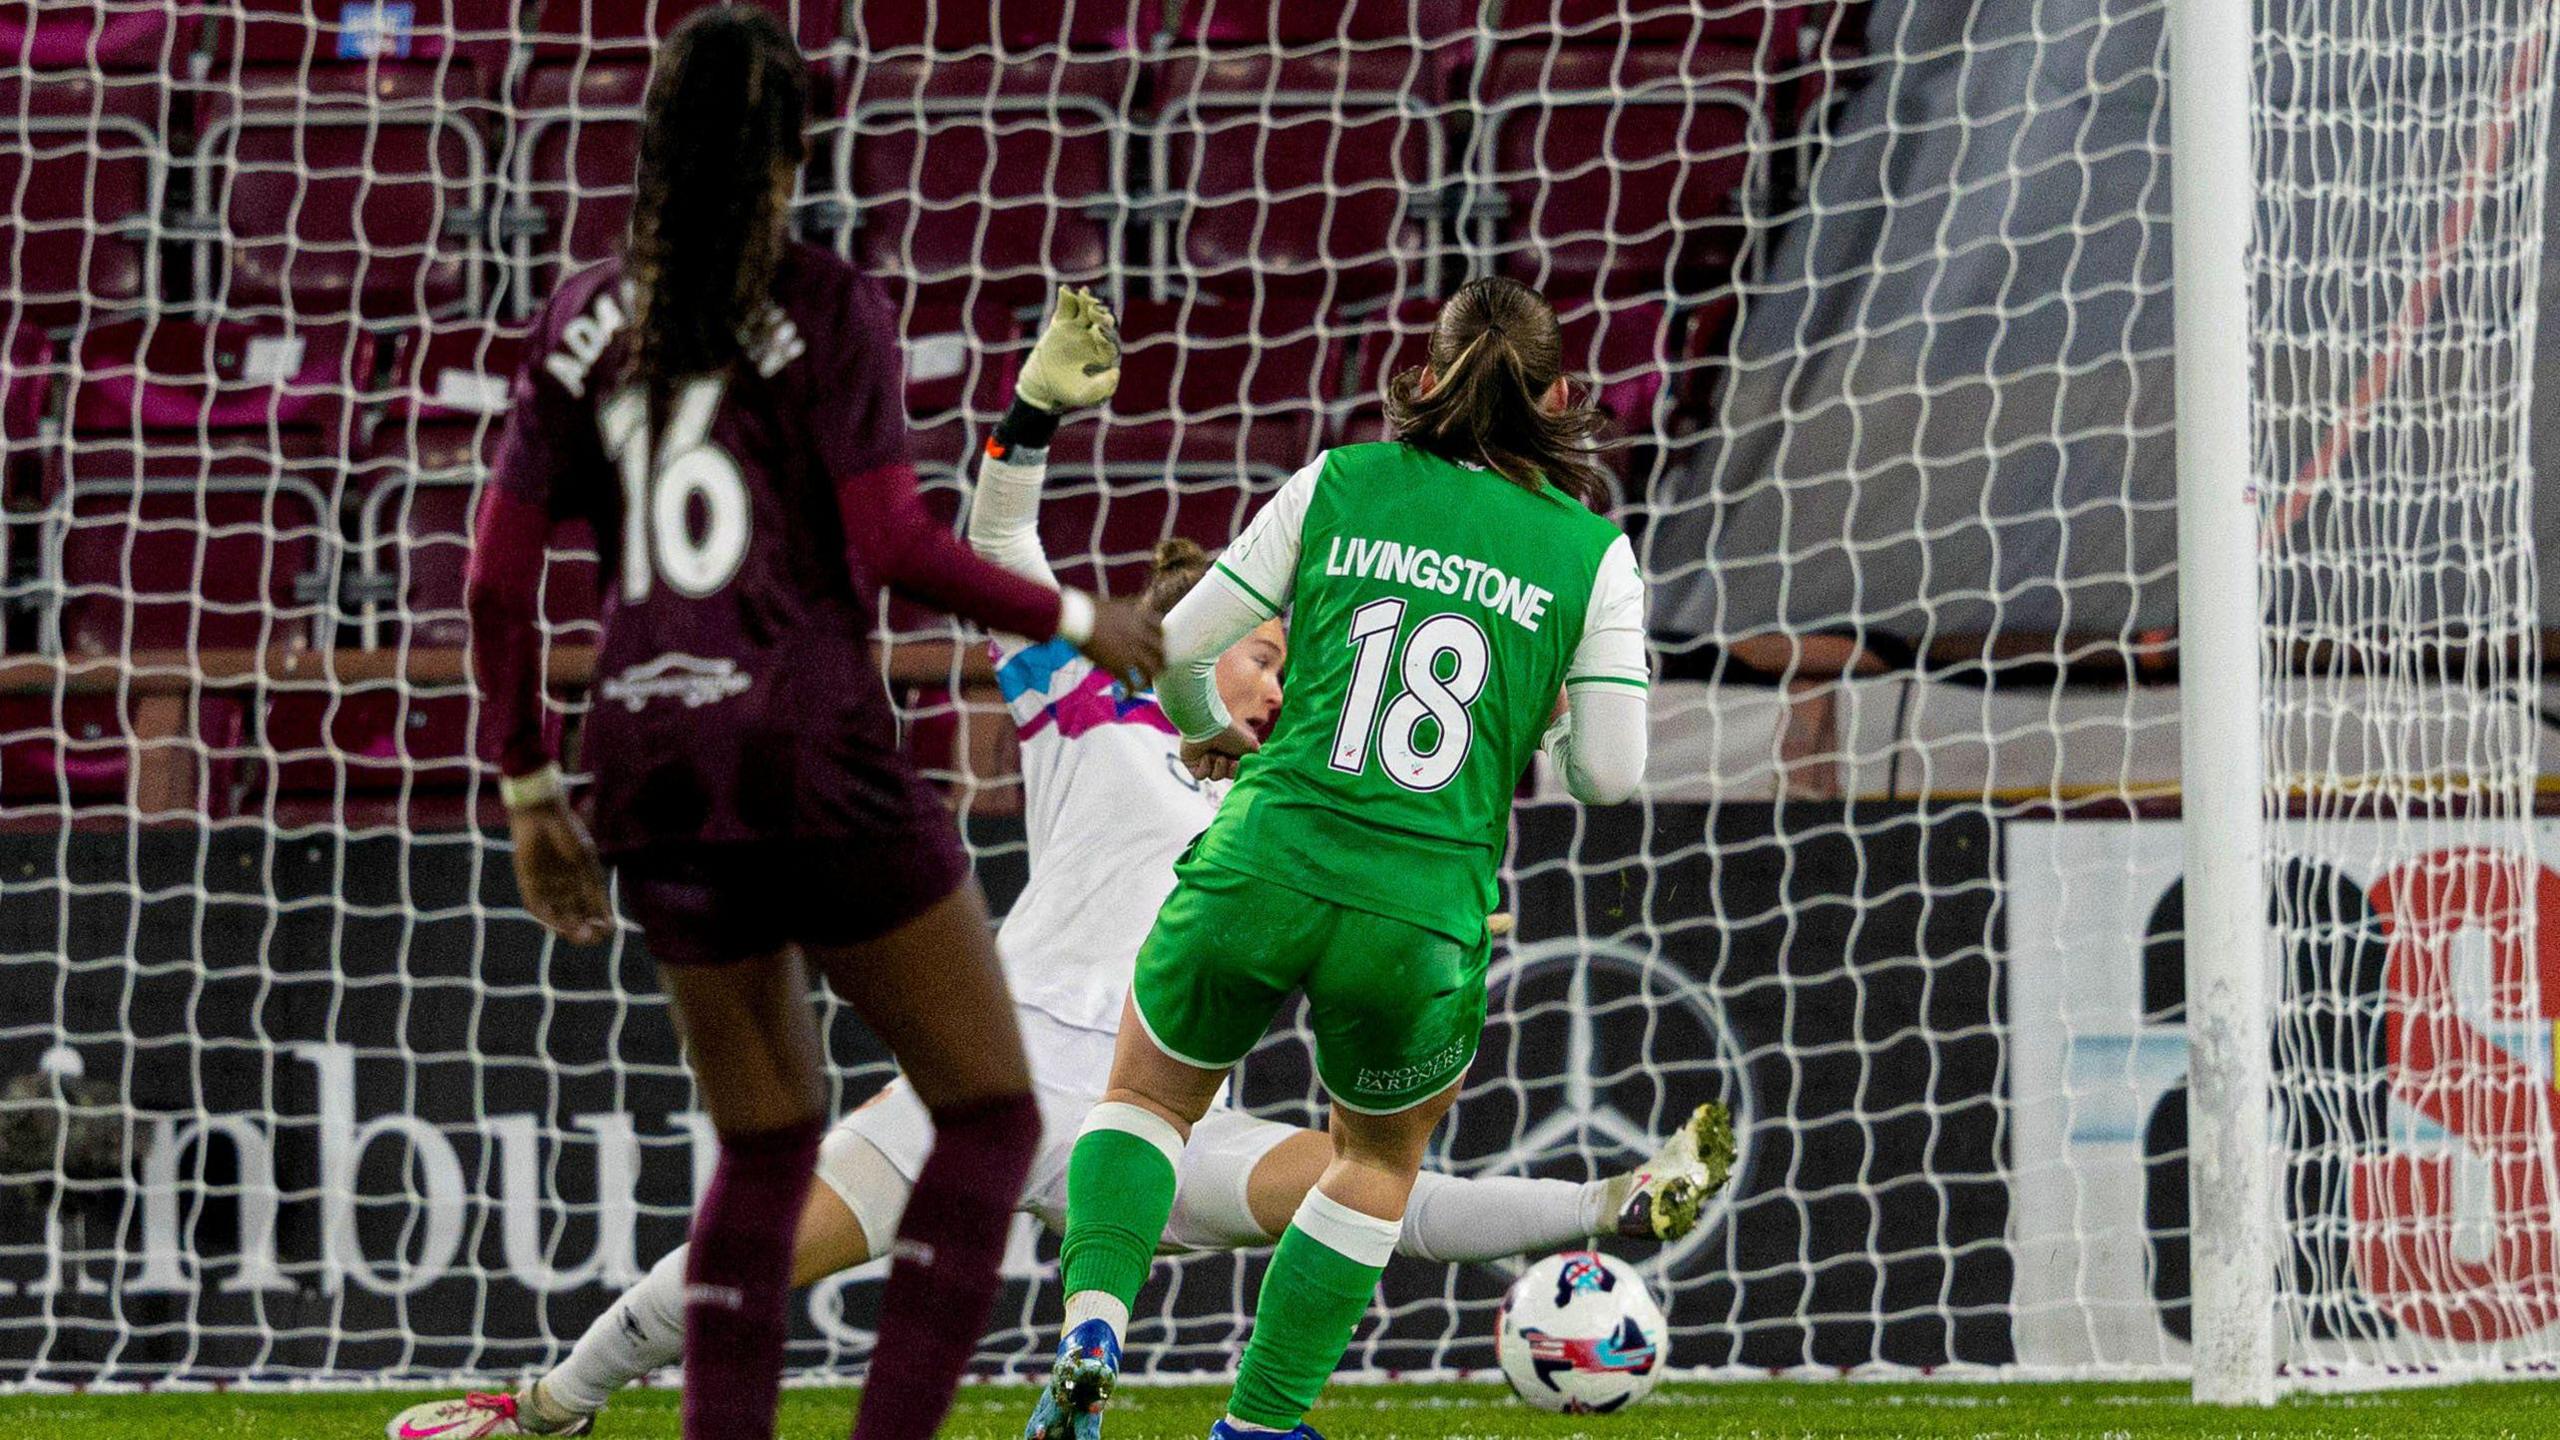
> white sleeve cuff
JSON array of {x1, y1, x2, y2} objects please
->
[
  {"x1": 500, "y1": 764, "x2": 565, "y2": 811},
  {"x1": 1056, "y1": 588, "x2": 1096, "y2": 647}
]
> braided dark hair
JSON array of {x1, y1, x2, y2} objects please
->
[
  {"x1": 625, "y1": 5, "x2": 807, "y2": 416},
  {"x1": 1382, "y1": 276, "x2": 1617, "y2": 511}
]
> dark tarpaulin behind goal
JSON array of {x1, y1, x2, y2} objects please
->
[{"x1": 0, "y1": 802, "x2": 2005, "y2": 1386}]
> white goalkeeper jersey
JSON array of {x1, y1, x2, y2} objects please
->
[{"x1": 987, "y1": 632, "x2": 1222, "y2": 1035}]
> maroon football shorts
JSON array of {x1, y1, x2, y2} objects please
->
[{"x1": 612, "y1": 824, "x2": 970, "y2": 968}]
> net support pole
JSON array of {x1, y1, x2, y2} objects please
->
[{"x1": 2169, "y1": 0, "x2": 2277, "y2": 1408}]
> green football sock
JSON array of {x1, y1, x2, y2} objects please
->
[
  {"x1": 1226, "y1": 1190, "x2": 1400, "y2": 1431},
  {"x1": 1059, "y1": 1103, "x2": 1183, "y2": 1314}
]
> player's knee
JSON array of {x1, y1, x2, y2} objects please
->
[
  {"x1": 812, "y1": 1128, "x2": 909, "y2": 1270},
  {"x1": 926, "y1": 1091, "x2": 1045, "y2": 1188},
  {"x1": 1098, "y1": 1085, "x2": 1208, "y2": 1138}
]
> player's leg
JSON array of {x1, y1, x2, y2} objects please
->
[
  {"x1": 1215, "y1": 907, "x2": 1489, "y2": 1437},
  {"x1": 1166, "y1": 1100, "x2": 1737, "y2": 1263},
  {"x1": 1029, "y1": 866, "x2": 1308, "y2": 1440},
  {"x1": 803, "y1": 882, "x2": 1041, "y2": 1440},
  {"x1": 384, "y1": 1116, "x2": 897, "y2": 1440},
  {"x1": 1218, "y1": 1087, "x2": 1460, "y2": 1438},
  {"x1": 1166, "y1": 1118, "x2": 1593, "y2": 1261},
  {"x1": 544, "y1": 1182, "x2": 873, "y2": 1420},
  {"x1": 653, "y1": 949, "x2": 828, "y2": 1440}
]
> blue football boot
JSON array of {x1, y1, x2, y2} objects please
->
[
  {"x1": 1206, "y1": 1421, "x2": 1327, "y2": 1439},
  {"x1": 1023, "y1": 1318, "x2": 1121, "y2": 1440}
]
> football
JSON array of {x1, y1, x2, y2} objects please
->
[{"x1": 1495, "y1": 1251, "x2": 1668, "y2": 1414}]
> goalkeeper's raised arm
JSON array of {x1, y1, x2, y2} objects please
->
[{"x1": 966, "y1": 286, "x2": 1123, "y2": 593}]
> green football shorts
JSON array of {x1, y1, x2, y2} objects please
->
[{"x1": 1129, "y1": 858, "x2": 1490, "y2": 1115}]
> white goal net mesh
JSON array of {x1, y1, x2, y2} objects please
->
[{"x1": 0, "y1": 0, "x2": 2551, "y2": 1396}]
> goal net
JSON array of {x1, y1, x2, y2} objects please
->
[{"x1": 0, "y1": 0, "x2": 2553, "y2": 1398}]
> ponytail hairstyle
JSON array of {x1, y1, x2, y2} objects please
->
[
  {"x1": 1142, "y1": 537, "x2": 1213, "y2": 615},
  {"x1": 625, "y1": 5, "x2": 808, "y2": 416},
  {"x1": 1381, "y1": 275, "x2": 1617, "y2": 511}
]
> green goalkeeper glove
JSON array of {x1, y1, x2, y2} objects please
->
[{"x1": 1016, "y1": 285, "x2": 1122, "y2": 413}]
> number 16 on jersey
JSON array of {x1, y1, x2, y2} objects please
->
[
  {"x1": 601, "y1": 376, "x2": 750, "y2": 603},
  {"x1": 1329, "y1": 597, "x2": 1491, "y2": 793}
]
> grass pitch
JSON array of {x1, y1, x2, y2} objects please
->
[{"x1": 8, "y1": 1380, "x2": 2560, "y2": 1439}]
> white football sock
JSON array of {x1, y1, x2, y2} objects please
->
[
  {"x1": 537, "y1": 1243, "x2": 688, "y2": 1416},
  {"x1": 1061, "y1": 1289, "x2": 1131, "y2": 1339},
  {"x1": 1396, "y1": 1171, "x2": 1614, "y2": 1264}
]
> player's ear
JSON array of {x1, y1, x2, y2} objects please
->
[
  {"x1": 1540, "y1": 376, "x2": 1569, "y2": 414},
  {"x1": 1418, "y1": 365, "x2": 1438, "y2": 396}
]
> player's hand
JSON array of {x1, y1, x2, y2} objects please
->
[
  {"x1": 1181, "y1": 719, "x2": 1260, "y2": 782},
  {"x1": 508, "y1": 797, "x2": 612, "y2": 946},
  {"x1": 1079, "y1": 596, "x2": 1164, "y2": 691},
  {"x1": 1016, "y1": 286, "x2": 1121, "y2": 413}
]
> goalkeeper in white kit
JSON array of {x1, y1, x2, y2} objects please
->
[{"x1": 388, "y1": 289, "x2": 1732, "y2": 1440}]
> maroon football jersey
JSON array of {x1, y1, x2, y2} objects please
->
[{"x1": 482, "y1": 243, "x2": 1060, "y2": 854}]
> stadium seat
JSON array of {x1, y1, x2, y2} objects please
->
[
  {"x1": 836, "y1": 53, "x2": 1134, "y2": 305},
  {"x1": 1472, "y1": 43, "x2": 1766, "y2": 298},
  {"x1": 0, "y1": 691, "x2": 246, "y2": 815},
  {"x1": 202, "y1": 0, "x2": 520, "y2": 81},
  {"x1": 509, "y1": 0, "x2": 839, "y2": 306},
  {"x1": 1335, "y1": 294, "x2": 1681, "y2": 458},
  {"x1": 1108, "y1": 294, "x2": 1338, "y2": 439},
  {"x1": 190, "y1": 64, "x2": 493, "y2": 319},
  {"x1": 1494, "y1": 0, "x2": 1817, "y2": 55},
  {"x1": 52, "y1": 320, "x2": 370, "y2": 658},
  {"x1": 351, "y1": 322, "x2": 525, "y2": 646},
  {"x1": 1027, "y1": 469, "x2": 1274, "y2": 599},
  {"x1": 0, "y1": 0, "x2": 190, "y2": 70},
  {"x1": 893, "y1": 294, "x2": 1026, "y2": 434},
  {"x1": 1148, "y1": 51, "x2": 1453, "y2": 303},
  {"x1": 527, "y1": 0, "x2": 837, "y2": 62},
  {"x1": 258, "y1": 348, "x2": 576, "y2": 812},
  {"x1": 0, "y1": 74, "x2": 164, "y2": 328},
  {"x1": 3, "y1": 320, "x2": 54, "y2": 503},
  {"x1": 1028, "y1": 294, "x2": 1330, "y2": 520},
  {"x1": 851, "y1": 0, "x2": 1161, "y2": 55},
  {"x1": 1177, "y1": 0, "x2": 1475, "y2": 46}
]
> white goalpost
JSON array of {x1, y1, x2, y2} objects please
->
[{"x1": 2167, "y1": 0, "x2": 2275, "y2": 1404}]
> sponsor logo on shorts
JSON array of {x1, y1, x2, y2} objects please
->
[
  {"x1": 1356, "y1": 1038, "x2": 1469, "y2": 1097},
  {"x1": 600, "y1": 654, "x2": 752, "y2": 711}
]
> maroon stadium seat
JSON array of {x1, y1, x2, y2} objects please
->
[
  {"x1": 3, "y1": 320, "x2": 55, "y2": 502},
  {"x1": 1108, "y1": 294, "x2": 1338, "y2": 438},
  {"x1": 0, "y1": 0, "x2": 190, "y2": 70},
  {"x1": 0, "y1": 74, "x2": 164, "y2": 328},
  {"x1": 1336, "y1": 293, "x2": 1682, "y2": 448},
  {"x1": 1495, "y1": 0, "x2": 1816, "y2": 53},
  {"x1": 191, "y1": 64, "x2": 492, "y2": 319},
  {"x1": 510, "y1": 0, "x2": 839, "y2": 305},
  {"x1": 351, "y1": 322, "x2": 526, "y2": 643},
  {"x1": 1175, "y1": 0, "x2": 1473, "y2": 93},
  {"x1": 0, "y1": 692, "x2": 247, "y2": 814},
  {"x1": 1026, "y1": 470, "x2": 1274, "y2": 600},
  {"x1": 1149, "y1": 51, "x2": 1452, "y2": 304},
  {"x1": 54, "y1": 319, "x2": 371, "y2": 657},
  {"x1": 838, "y1": 53, "x2": 1133, "y2": 304},
  {"x1": 204, "y1": 0, "x2": 520, "y2": 78},
  {"x1": 508, "y1": 58, "x2": 651, "y2": 302},
  {"x1": 1021, "y1": 295, "x2": 1325, "y2": 595},
  {"x1": 892, "y1": 294, "x2": 1025, "y2": 434},
  {"x1": 1473, "y1": 44, "x2": 1765, "y2": 298},
  {"x1": 851, "y1": 0, "x2": 1160, "y2": 54},
  {"x1": 254, "y1": 323, "x2": 526, "y2": 808},
  {"x1": 1334, "y1": 296, "x2": 1434, "y2": 443},
  {"x1": 527, "y1": 0, "x2": 837, "y2": 61}
]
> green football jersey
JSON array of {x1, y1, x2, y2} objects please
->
[{"x1": 1186, "y1": 442, "x2": 1647, "y2": 943}]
